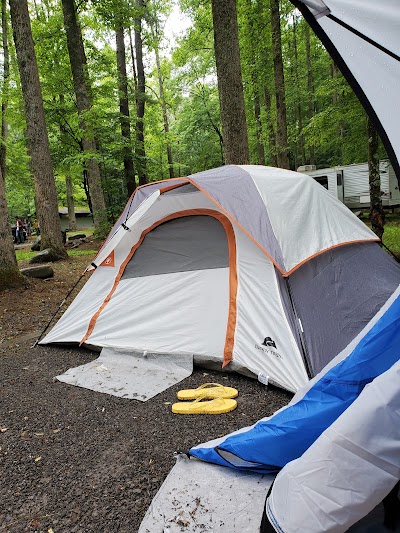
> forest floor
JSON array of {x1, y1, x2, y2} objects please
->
[{"x1": 0, "y1": 237, "x2": 292, "y2": 532}]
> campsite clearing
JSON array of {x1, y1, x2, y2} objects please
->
[{"x1": 0, "y1": 248, "x2": 291, "y2": 532}]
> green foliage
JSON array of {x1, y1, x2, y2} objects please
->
[
  {"x1": 382, "y1": 223, "x2": 400, "y2": 256},
  {"x1": 3, "y1": 0, "x2": 394, "y2": 225},
  {"x1": 16, "y1": 248, "x2": 97, "y2": 261}
]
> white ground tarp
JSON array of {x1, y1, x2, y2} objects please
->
[
  {"x1": 139, "y1": 454, "x2": 274, "y2": 533},
  {"x1": 56, "y1": 347, "x2": 193, "y2": 401}
]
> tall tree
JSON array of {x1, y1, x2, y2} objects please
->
[
  {"x1": 61, "y1": 0, "x2": 108, "y2": 234},
  {"x1": 368, "y1": 118, "x2": 385, "y2": 240},
  {"x1": 241, "y1": 0, "x2": 265, "y2": 165},
  {"x1": 0, "y1": 167, "x2": 25, "y2": 288},
  {"x1": 292, "y1": 15, "x2": 305, "y2": 166},
  {"x1": 9, "y1": 0, "x2": 67, "y2": 257},
  {"x1": 270, "y1": 0, "x2": 289, "y2": 169},
  {"x1": 304, "y1": 22, "x2": 315, "y2": 166},
  {"x1": 211, "y1": 0, "x2": 249, "y2": 164},
  {"x1": 1, "y1": 0, "x2": 9, "y2": 179},
  {"x1": 152, "y1": 19, "x2": 174, "y2": 179},
  {"x1": 116, "y1": 26, "x2": 136, "y2": 195},
  {"x1": 134, "y1": 0, "x2": 148, "y2": 185}
]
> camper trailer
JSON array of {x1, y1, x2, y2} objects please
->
[{"x1": 298, "y1": 160, "x2": 400, "y2": 210}]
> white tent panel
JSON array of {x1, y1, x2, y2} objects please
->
[
  {"x1": 91, "y1": 190, "x2": 160, "y2": 269},
  {"x1": 86, "y1": 269, "x2": 230, "y2": 359},
  {"x1": 233, "y1": 227, "x2": 308, "y2": 392},
  {"x1": 266, "y1": 359, "x2": 400, "y2": 533},
  {"x1": 246, "y1": 165, "x2": 377, "y2": 273},
  {"x1": 41, "y1": 268, "x2": 113, "y2": 344},
  {"x1": 318, "y1": 7, "x2": 400, "y2": 177}
]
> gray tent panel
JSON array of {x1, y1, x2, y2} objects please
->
[
  {"x1": 289, "y1": 243, "x2": 400, "y2": 376},
  {"x1": 163, "y1": 183, "x2": 199, "y2": 195},
  {"x1": 121, "y1": 215, "x2": 229, "y2": 279},
  {"x1": 189, "y1": 165, "x2": 286, "y2": 271}
]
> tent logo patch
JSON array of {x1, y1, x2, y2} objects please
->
[
  {"x1": 255, "y1": 337, "x2": 281, "y2": 359},
  {"x1": 262, "y1": 337, "x2": 276, "y2": 349},
  {"x1": 100, "y1": 250, "x2": 115, "y2": 267}
]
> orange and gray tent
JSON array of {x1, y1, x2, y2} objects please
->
[{"x1": 41, "y1": 165, "x2": 400, "y2": 393}]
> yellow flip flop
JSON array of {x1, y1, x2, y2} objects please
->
[
  {"x1": 172, "y1": 397, "x2": 237, "y2": 415},
  {"x1": 177, "y1": 382, "x2": 238, "y2": 400}
]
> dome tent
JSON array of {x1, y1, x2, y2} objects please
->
[{"x1": 41, "y1": 165, "x2": 400, "y2": 393}]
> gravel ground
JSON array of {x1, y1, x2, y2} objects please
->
[{"x1": 0, "y1": 344, "x2": 292, "y2": 532}]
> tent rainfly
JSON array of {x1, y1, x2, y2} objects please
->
[{"x1": 40, "y1": 165, "x2": 400, "y2": 393}]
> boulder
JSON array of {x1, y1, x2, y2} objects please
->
[
  {"x1": 29, "y1": 248, "x2": 61, "y2": 264},
  {"x1": 31, "y1": 237, "x2": 41, "y2": 251},
  {"x1": 20, "y1": 265, "x2": 54, "y2": 279},
  {"x1": 68, "y1": 233, "x2": 86, "y2": 241}
]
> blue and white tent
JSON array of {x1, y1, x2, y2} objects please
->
[{"x1": 190, "y1": 287, "x2": 400, "y2": 474}]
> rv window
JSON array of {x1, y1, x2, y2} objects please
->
[
  {"x1": 313, "y1": 176, "x2": 328, "y2": 189},
  {"x1": 337, "y1": 172, "x2": 343, "y2": 186}
]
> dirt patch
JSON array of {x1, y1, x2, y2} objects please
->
[{"x1": 0, "y1": 249, "x2": 292, "y2": 532}]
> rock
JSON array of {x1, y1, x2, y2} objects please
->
[
  {"x1": 29, "y1": 248, "x2": 61, "y2": 264},
  {"x1": 31, "y1": 238, "x2": 41, "y2": 251},
  {"x1": 20, "y1": 265, "x2": 54, "y2": 279},
  {"x1": 68, "y1": 233, "x2": 86, "y2": 241}
]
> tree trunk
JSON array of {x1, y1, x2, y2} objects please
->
[
  {"x1": 368, "y1": 118, "x2": 385, "y2": 240},
  {"x1": 9, "y1": 0, "x2": 67, "y2": 258},
  {"x1": 293, "y1": 17, "x2": 305, "y2": 166},
  {"x1": 61, "y1": 0, "x2": 107, "y2": 234},
  {"x1": 134, "y1": 0, "x2": 147, "y2": 186},
  {"x1": 264, "y1": 88, "x2": 278, "y2": 167},
  {"x1": 154, "y1": 40, "x2": 174, "y2": 178},
  {"x1": 65, "y1": 175, "x2": 77, "y2": 231},
  {"x1": 116, "y1": 27, "x2": 136, "y2": 196},
  {"x1": 304, "y1": 22, "x2": 315, "y2": 166},
  {"x1": 270, "y1": 0, "x2": 290, "y2": 169},
  {"x1": 1, "y1": 0, "x2": 9, "y2": 179},
  {"x1": 211, "y1": 0, "x2": 249, "y2": 165},
  {"x1": 0, "y1": 166, "x2": 25, "y2": 289},
  {"x1": 244, "y1": 0, "x2": 265, "y2": 165},
  {"x1": 128, "y1": 28, "x2": 138, "y2": 97}
]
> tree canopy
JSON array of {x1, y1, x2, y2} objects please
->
[{"x1": 2, "y1": 0, "x2": 387, "y2": 226}]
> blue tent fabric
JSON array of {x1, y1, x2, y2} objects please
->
[{"x1": 190, "y1": 293, "x2": 400, "y2": 474}]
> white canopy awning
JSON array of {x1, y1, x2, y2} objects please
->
[{"x1": 292, "y1": 0, "x2": 400, "y2": 188}]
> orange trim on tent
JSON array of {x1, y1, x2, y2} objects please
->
[
  {"x1": 80, "y1": 209, "x2": 238, "y2": 366},
  {"x1": 159, "y1": 181, "x2": 190, "y2": 194},
  {"x1": 284, "y1": 238, "x2": 381, "y2": 277}
]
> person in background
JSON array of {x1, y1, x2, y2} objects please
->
[
  {"x1": 25, "y1": 218, "x2": 31, "y2": 236},
  {"x1": 15, "y1": 216, "x2": 24, "y2": 243},
  {"x1": 33, "y1": 218, "x2": 40, "y2": 235}
]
